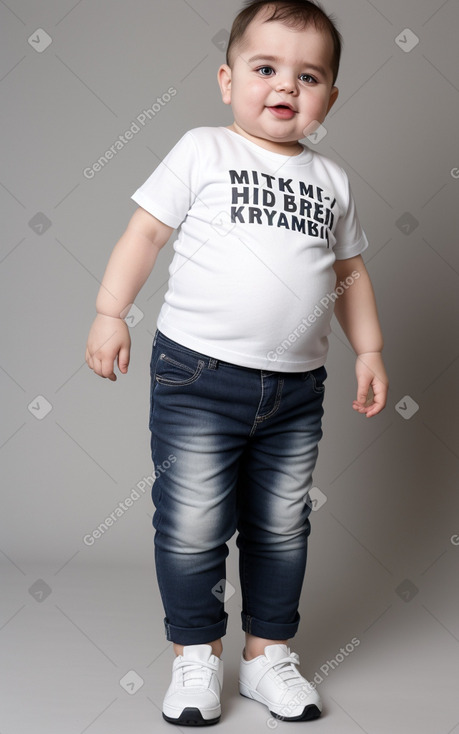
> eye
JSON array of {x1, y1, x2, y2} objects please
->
[
  {"x1": 299, "y1": 73, "x2": 317, "y2": 84},
  {"x1": 257, "y1": 66, "x2": 275, "y2": 76}
]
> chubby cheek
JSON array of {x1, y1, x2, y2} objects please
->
[
  {"x1": 303, "y1": 93, "x2": 331, "y2": 123},
  {"x1": 237, "y1": 77, "x2": 271, "y2": 105}
]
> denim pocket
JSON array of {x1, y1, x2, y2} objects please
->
[
  {"x1": 155, "y1": 352, "x2": 205, "y2": 387},
  {"x1": 309, "y1": 365, "x2": 327, "y2": 394}
]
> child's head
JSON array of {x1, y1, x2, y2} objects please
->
[
  {"x1": 227, "y1": 1, "x2": 342, "y2": 85},
  {"x1": 218, "y1": 0, "x2": 341, "y2": 154}
]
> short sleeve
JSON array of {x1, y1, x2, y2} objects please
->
[
  {"x1": 130, "y1": 130, "x2": 200, "y2": 229},
  {"x1": 332, "y1": 172, "x2": 369, "y2": 260}
]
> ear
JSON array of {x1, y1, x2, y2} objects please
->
[
  {"x1": 326, "y1": 86, "x2": 339, "y2": 114},
  {"x1": 217, "y1": 64, "x2": 232, "y2": 105}
]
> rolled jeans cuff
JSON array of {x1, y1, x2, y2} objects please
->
[
  {"x1": 164, "y1": 612, "x2": 229, "y2": 645},
  {"x1": 241, "y1": 611, "x2": 300, "y2": 641}
]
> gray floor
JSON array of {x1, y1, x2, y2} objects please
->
[{"x1": 2, "y1": 555, "x2": 458, "y2": 734}]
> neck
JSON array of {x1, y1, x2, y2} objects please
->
[{"x1": 227, "y1": 124, "x2": 303, "y2": 156}]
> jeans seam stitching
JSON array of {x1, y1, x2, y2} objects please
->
[
  {"x1": 159, "y1": 353, "x2": 196, "y2": 374},
  {"x1": 257, "y1": 377, "x2": 284, "y2": 422},
  {"x1": 156, "y1": 359, "x2": 205, "y2": 387},
  {"x1": 249, "y1": 372, "x2": 265, "y2": 437},
  {"x1": 254, "y1": 377, "x2": 285, "y2": 424}
]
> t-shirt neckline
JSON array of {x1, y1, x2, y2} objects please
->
[{"x1": 220, "y1": 127, "x2": 313, "y2": 165}]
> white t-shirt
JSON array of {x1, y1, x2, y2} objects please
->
[{"x1": 131, "y1": 126, "x2": 368, "y2": 372}]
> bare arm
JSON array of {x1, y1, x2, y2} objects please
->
[
  {"x1": 85, "y1": 207, "x2": 174, "y2": 381},
  {"x1": 95, "y1": 206, "x2": 174, "y2": 318},
  {"x1": 333, "y1": 255, "x2": 388, "y2": 417}
]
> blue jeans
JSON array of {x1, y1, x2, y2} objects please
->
[{"x1": 149, "y1": 330, "x2": 326, "y2": 645}]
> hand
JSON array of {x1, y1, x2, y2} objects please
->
[
  {"x1": 85, "y1": 314, "x2": 131, "y2": 382},
  {"x1": 353, "y1": 352, "x2": 388, "y2": 418}
]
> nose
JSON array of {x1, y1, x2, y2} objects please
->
[{"x1": 275, "y1": 73, "x2": 297, "y2": 94}]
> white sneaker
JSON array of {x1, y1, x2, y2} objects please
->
[
  {"x1": 162, "y1": 644, "x2": 223, "y2": 726},
  {"x1": 239, "y1": 643, "x2": 322, "y2": 721}
]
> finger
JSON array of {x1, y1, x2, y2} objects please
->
[
  {"x1": 370, "y1": 382, "x2": 388, "y2": 412},
  {"x1": 356, "y1": 377, "x2": 372, "y2": 406},
  {"x1": 85, "y1": 347, "x2": 94, "y2": 370},
  {"x1": 101, "y1": 358, "x2": 117, "y2": 381},
  {"x1": 364, "y1": 403, "x2": 382, "y2": 417},
  {"x1": 363, "y1": 390, "x2": 387, "y2": 417},
  {"x1": 93, "y1": 357, "x2": 105, "y2": 378},
  {"x1": 363, "y1": 384, "x2": 375, "y2": 407},
  {"x1": 92, "y1": 356, "x2": 113, "y2": 380},
  {"x1": 118, "y1": 346, "x2": 130, "y2": 374}
]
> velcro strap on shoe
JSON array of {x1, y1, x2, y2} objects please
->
[
  {"x1": 247, "y1": 654, "x2": 299, "y2": 690},
  {"x1": 177, "y1": 659, "x2": 219, "y2": 673}
]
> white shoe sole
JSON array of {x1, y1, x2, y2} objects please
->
[{"x1": 239, "y1": 681, "x2": 321, "y2": 721}]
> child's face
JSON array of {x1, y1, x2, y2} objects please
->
[{"x1": 218, "y1": 13, "x2": 339, "y2": 154}]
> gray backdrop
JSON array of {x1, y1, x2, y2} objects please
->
[{"x1": 1, "y1": 1, "x2": 459, "y2": 732}]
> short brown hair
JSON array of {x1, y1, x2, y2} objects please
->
[{"x1": 226, "y1": 0, "x2": 342, "y2": 85}]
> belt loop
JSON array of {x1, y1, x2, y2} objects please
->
[{"x1": 208, "y1": 358, "x2": 218, "y2": 370}]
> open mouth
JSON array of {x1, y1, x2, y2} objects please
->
[{"x1": 268, "y1": 104, "x2": 296, "y2": 118}]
